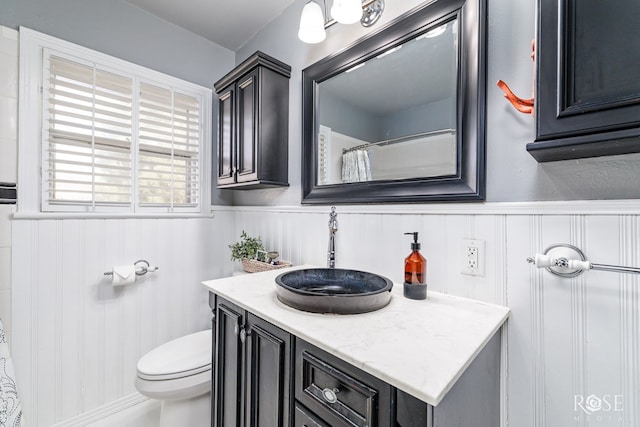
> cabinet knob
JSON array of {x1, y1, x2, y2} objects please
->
[{"x1": 321, "y1": 387, "x2": 340, "y2": 404}]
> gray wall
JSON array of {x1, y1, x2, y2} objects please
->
[
  {"x1": 319, "y1": 91, "x2": 381, "y2": 142},
  {"x1": 0, "y1": 0, "x2": 234, "y2": 88},
  {"x1": 381, "y1": 98, "x2": 455, "y2": 139},
  {"x1": 320, "y1": 93, "x2": 454, "y2": 143},
  {"x1": 234, "y1": 0, "x2": 640, "y2": 205},
  {"x1": 0, "y1": 0, "x2": 236, "y2": 206},
  {"x1": 4, "y1": 0, "x2": 640, "y2": 205}
]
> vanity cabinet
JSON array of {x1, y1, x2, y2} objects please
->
[
  {"x1": 209, "y1": 294, "x2": 502, "y2": 427},
  {"x1": 528, "y1": 0, "x2": 640, "y2": 161},
  {"x1": 214, "y1": 51, "x2": 291, "y2": 189},
  {"x1": 213, "y1": 297, "x2": 292, "y2": 427}
]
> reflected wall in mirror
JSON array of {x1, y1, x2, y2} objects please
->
[
  {"x1": 302, "y1": 0, "x2": 486, "y2": 204},
  {"x1": 318, "y1": 19, "x2": 458, "y2": 186}
]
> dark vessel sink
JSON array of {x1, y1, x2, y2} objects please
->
[{"x1": 275, "y1": 268, "x2": 393, "y2": 314}]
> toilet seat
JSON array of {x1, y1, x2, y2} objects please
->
[
  {"x1": 135, "y1": 329, "x2": 213, "y2": 424},
  {"x1": 135, "y1": 329, "x2": 212, "y2": 400},
  {"x1": 137, "y1": 329, "x2": 212, "y2": 381},
  {"x1": 135, "y1": 369, "x2": 211, "y2": 400}
]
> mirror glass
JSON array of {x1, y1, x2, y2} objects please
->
[
  {"x1": 317, "y1": 19, "x2": 458, "y2": 186},
  {"x1": 302, "y1": 0, "x2": 485, "y2": 204}
]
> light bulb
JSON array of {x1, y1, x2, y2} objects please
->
[
  {"x1": 425, "y1": 24, "x2": 447, "y2": 38},
  {"x1": 298, "y1": 1, "x2": 326, "y2": 44},
  {"x1": 331, "y1": 0, "x2": 362, "y2": 25}
]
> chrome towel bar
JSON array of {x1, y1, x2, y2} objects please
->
[{"x1": 527, "y1": 243, "x2": 640, "y2": 278}]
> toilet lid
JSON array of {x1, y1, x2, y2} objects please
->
[{"x1": 137, "y1": 329, "x2": 212, "y2": 380}]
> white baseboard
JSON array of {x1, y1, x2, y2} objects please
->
[{"x1": 51, "y1": 393, "x2": 157, "y2": 427}]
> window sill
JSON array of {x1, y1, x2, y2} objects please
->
[{"x1": 12, "y1": 211, "x2": 216, "y2": 220}]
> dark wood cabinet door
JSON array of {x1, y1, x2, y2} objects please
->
[
  {"x1": 217, "y1": 86, "x2": 236, "y2": 186},
  {"x1": 294, "y1": 402, "x2": 330, "y2": 427},
  {"x1": 210, "y1": 294, "x2": 216, "y2": 427},
  {"x1": 214, "y1": 52, "x2": 290, "y2": 189},
  {"x1": 214, "y1": 299, "x2": 245, "y2": 427},
  {"x1": 530, "y1": 0, "x2": 640, "y2": 161},
  {"x1": 244, "y1": 313, "x2": 291, "y2": 427},
  {"x1": 236, "y1": 70, "x2": 259, "y2": 184}
]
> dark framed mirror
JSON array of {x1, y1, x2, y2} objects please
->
[{"x1": 301, "y1": 0, "x2": 486, "y2": 204}]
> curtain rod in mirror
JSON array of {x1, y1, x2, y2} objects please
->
[{"x1": 342, "y1": 129, "x2": 456, "y2": 154}]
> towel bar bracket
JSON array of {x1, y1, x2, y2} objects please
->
[{"x1": 527, "y1": 243, "x2": 640, "y2": 278}]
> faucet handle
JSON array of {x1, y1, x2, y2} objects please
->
[{"x1": 329, "y1": 206, "x2": 338, "y2": 230}]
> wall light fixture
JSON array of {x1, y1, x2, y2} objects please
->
[{"x1": 298, "y1": 0, "x2": 385, "y2": 44}]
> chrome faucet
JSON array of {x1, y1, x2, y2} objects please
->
[{"x1": 327, "y1": 206, "x2": 338, "y2": 268}]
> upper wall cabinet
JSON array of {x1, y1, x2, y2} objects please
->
[
  {"x1": 214, "y1": 52, "x2": 291, "y2": 189},
  {"x1": 528, "y1": 0, "x2": 640, "y2": 162}
]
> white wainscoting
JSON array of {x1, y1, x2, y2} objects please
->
[
  {"x1": 220, "y1": 204, "x2": 640, "y2": 427},
  {"x1": 11, "y1": 212, "x2": 235, "y2": 426},
  {"x1": 12, "y1": 204, "x2": 639, "y2": 426},
  {"x1": 0, "y1": 25, "x2": 19, "y2": 352}
]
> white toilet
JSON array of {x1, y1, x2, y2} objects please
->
[{"x1": 135, "y1": 329, "x2": 212, "y2": 427}]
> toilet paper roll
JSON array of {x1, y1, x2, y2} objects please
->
[{"x1": 112, "y1": 264, "x2": 136, "y2": 286}]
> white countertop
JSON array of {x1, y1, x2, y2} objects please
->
[{"x1": 202, "y1": 265, "x2": 510, "y2": 406}]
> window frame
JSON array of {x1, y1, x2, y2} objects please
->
[{"x1": 18, "y1": 27, "x2": 212, "y2": 216}]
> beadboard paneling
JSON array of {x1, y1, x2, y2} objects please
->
[
  {"x1": 12, "y1": 205, "x2": 640, "y2": 426},
  {"x1": 0, "y1": 25, "x2": 18, "y2": 351},
  {"x1": 12, "y1": 217, "x2": 226, "y2": 426},
  {"x1": 221, "y1": 206, "x2": 639, "y2": 427}
]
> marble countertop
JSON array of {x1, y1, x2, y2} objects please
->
[{"x1": 202, "y1": 265, "x2": 510, "y2": 406}]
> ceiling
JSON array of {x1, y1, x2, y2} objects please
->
[{"x1": 125, "y1": 0, "x2": 298, "y2": 51}]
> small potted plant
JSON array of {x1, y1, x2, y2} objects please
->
[
  {"x1": 229, "y1": 231, "x2": 291, "y2": 273},
  {"x1": 229, "y1": 231, "x2": 264, "y2": 271}
]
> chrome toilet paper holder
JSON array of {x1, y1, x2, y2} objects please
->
[
  {"x1": 527, "y1": 243, "x2": 640, "y2": 278},
  {"x1": 104, "y1": 259, "x2": 158, "y2": 276}
]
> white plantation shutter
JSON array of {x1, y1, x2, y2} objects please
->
[
  {"x1": 44, "y1": 53, "x2": 133, "y2": 207},
  {"x1": 39, "y1": 44, "x2": 208, "y2": 213},
  {"x1": 138, "y1": 83, "x2": 200, "y2": 207}
]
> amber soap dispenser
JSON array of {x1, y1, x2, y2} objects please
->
[{"x1": 404, "y1": 232, "x2": 427, "y2": 300}]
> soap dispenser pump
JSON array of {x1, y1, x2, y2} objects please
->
[{"x1": 404, "y1": 232, "x2": 427, "y2": 300}]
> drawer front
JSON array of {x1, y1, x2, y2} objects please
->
[
  {"x1": 295, "y1": 340, "x2": 391, "y2": 427},
  {"x1": 294, "y1": 402, "x2": 330, "y2": 427}
]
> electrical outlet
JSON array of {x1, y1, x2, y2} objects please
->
[{"x1": 461, "y1": 239, "x2": 485, "y2": 276}]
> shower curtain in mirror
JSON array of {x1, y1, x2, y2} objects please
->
[
  {"x1": 342, "y1": 149, "x2": 372, "y2": 183},
  {"x1": 0, "y1": 317, "x2": 23, "y2": 427}
]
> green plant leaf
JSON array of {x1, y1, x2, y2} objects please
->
[{"x1": 229, "y1": 230, "x2": 265, "y2": 261}]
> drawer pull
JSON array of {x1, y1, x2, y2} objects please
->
[{"x1": 321, "y1": 387, "x2": 340, "y2": 404}]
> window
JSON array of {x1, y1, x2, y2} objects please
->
[
  {"x1": 44, "y1": 54, "x2": 134, "y2": 207},
  {"x1": 137, "y1": 82, "x2": 200, "y2": 207},
  {"x1": 19, "y1": 28, "x2": 211, "y2": 214}
]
